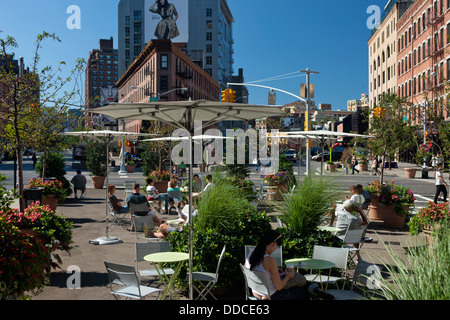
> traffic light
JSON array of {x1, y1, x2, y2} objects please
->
[
  {"x1": 221, "y1": 89, "x2": 229, "y2": 102},
  {"x1": 424, "y1": 131, "x2": 429, "y2": 140},
  {"x1": 230, "y1": 90, "x2": 236, "y2": 103},
  {"x1": 374, "y1": 107, "x2": 381, "y2": 118}
]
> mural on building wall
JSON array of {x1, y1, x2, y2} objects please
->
[{"x1": 146, "y1": 0, "x2": 188, "y2": 42}]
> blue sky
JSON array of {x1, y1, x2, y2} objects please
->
[{"x1": 0, "y1": 0, "x2": 388, "y2": 109}]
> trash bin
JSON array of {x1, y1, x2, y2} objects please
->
[
  {"x1": 23, "y1": 187, "x2": 44, "y2": 207},
  {"x1": 421, "y1": 168, "x2": 428, "y2": 179}
]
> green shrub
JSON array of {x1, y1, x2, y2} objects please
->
[
  {"x1": 276, "y1": 175, "x2": 342, "y2": 234},
  {"x1": 86, "y1": 140, "x2": 107, "y2": 176},
  {"x1": 34, "y1": 151, "x2": 72, "y2": 200},
  {"x1": 168, "y1": 180, "x2": 271, "y2": 292},
  {"x1": 378, "y1": 220, "x2": 449, "y2": 300}
]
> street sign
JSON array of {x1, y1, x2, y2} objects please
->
[{"x1": 420, "y1": 144, "x2": 429, "y2": 153}]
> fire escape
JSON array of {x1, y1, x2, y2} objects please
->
[{"x1": 430, "y1": 6, "x2": 444, "y2": 96}]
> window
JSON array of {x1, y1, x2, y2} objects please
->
[
  {"x1": 206, "y1": 8, "x2": 212, "y2": 17},
  {"x1": 160, "y1": 75, "x2": 168, "y2": 91},
  {"x1": 206, "y1": 56, "x2": 212, "y2": 65},
  {"x1": 134, "y1": 10, "x2": 142, "y2": 21},
  {"x1": 206, "y1": 44, "x2": 212, "y2": 53},
  {"x1": 206, "y1": 33, "x2": 212, "y2": 41},
  {"x1": 125, "y1": 16, "x2": 130, "y2": 26},
  {"x1": 160, "y1": 54, "x2": 168, "y2": 69},
  {"x1": 206, "y1": 20, "x2": 212, "y2": 29}
]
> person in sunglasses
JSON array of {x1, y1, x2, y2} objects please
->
[{"x1": 244, "y1": 230, "x2": 334, "y2": 300}]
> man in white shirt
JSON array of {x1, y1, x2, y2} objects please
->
[{"x1": 434, "y1": 165, "x2": 448, "y2": 204}]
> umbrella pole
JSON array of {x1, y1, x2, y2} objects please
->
[{"x1": 188, "y1": 135, "x2": 194, "y2": 300}]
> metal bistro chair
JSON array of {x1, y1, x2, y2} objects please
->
[
  {"x1": 107, "y1": 199, "x2": 128, "y2": 231},
  {"x1": 124, "y1": 181, "x2": 135, "y2": 199},
  {"x1": 129, "y1": 201, "x2": 153, "y2": 233},
  {"x1": 239, "y1": 263, "x2": 271, "y2": 300},
  {"x1": 167, "y1": 189, "x2": 182, "y2": 214},
  {"x1": 341, "y1": 226, "x2": 367, "y2": 266},
  {"x1": 326, "y1": 259, "x2": 382, "y2": 300},
  {"x1": 304, "y1": 245, "x2": 350, "y2": 289},
  {"x1": 104, "y1": 261, "x2": 161, "y2": 300},
  {"x1": 135, "y1": 241, "x2": 174, "y2": 283},
  {"x1": 245, "y1": 245, "x2": 282, "y2": 267},
  {"x1": 187, "y1": 245, "x2": 226, "y2": 300}
]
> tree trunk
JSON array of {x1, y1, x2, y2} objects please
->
[{"x1": 379, "y1": 148, "x2": 387, "y2": 184}]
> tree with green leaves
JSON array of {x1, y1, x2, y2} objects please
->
[
  {"x1": 0, "y1": 30, "x2": 85, "y2": 211},
  {"x1": 367, "y1": 93, "x2": 416, "y2": 182}
]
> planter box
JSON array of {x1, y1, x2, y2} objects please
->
[
  {"x1": 404, "y1": 168, "x2": 417, "y2": 178},
  {"x1": 126, "y1": 165, "x2": 135, "y2": 173},
  {"x1": 90, "y1": 176, "x2": 106, "y2": 189},
  {"x1": 381, "y1": 203, "x2": 406, "y2": 229}
]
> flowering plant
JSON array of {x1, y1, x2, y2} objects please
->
[
  {"x1": 408, "y1": 202, "x2": 449, "y2": 235},
  {"x1": 366, "y1": 180, "x2": 415, "y2": 216},
  {"x1": 148, "y1": 169, "x2": 171, "y2": 181},
  {"x1": 27, "y1": 177, "x2": 67, "y2": 203},
  {"x1": 264, "y1": 171, "x2": 289, "y2": 185}
]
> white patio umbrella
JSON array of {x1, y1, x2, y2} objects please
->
[
  {"x1": 92, "y1": 99, "x2": 286, "y2": 299},
  {"x1": 63, "y1": 130, "x2": 156, "y2": 245}
]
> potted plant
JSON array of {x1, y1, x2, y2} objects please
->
[
  {"x1": 378, "y1": 180, "x2": 415, "y2": 228},
  {"x1": 327, "y1": 161, "x2": 336, "y2": 172},
  {"x1": 27, "y1": 177, "x2": 66, "y2": 211},
  {"x1": 358, "y1": 159, "x2": 368, "y2": 171},
  {"x1": 126, "y1": 160, "x2": 136, "y2": 173},
  {"x1": 408, "y1": 202, "x2": 449, "y2": 240},
  {"x1": 264, "y1": 171, "x2": 289, "y2": 200},
  {"x1": 148, "y1": 169, "x2": 171, "y2": 193},
  {"x1": 86, "y1": 140, "x2": 107, "y2": 189}
]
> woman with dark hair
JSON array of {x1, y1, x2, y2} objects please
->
[
  {"x1": 149, "y1": 0, "x2": 180, "y2": 40},
  {"x1": 245, "y1": 230, "x2": 334, "y2": 300}
]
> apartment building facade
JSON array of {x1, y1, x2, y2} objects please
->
[
  {"x1": 396, "y1": 0, "x2": 450, "y2": 123},
  {"x1": 118, "y1": 0, "x2": 235, "y2": 90},
  {"x1": 84, "y1": 37, "x2": 119, "y2": 128},
  {"x1": 117, "y1": 39, "x2": 220, "y2": 133}
]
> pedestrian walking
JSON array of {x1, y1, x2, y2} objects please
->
[
  {"x1": 32, "y1": 152, "x2": 37, "y2": 168},
  {"x1": 371, "y1": 157, "x2": 379, "y2": 176},
  {"x1": 434, "y1": 165, "x2": 448, "y2": 204},
  {"x1": 351, "y1": 155, "x2": 359, "y2": 174}
]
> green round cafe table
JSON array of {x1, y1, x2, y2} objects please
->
[
  {"x1": 284, "y1": 258, "x2": 335, "y2": 290},
  {"x1": 144, "y1": 252, "x2": 189, "y2": 300}
]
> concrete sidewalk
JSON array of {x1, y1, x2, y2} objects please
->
[{"x1": 28, "y1": 192, "x2": 421, "y2": 300}]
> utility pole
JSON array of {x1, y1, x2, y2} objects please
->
[{"x1": 300, "y1": 68, "x2": 319, "y2": 175}]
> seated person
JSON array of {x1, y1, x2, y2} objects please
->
[
  {"x1": 193, "y1": 174, "x2": 203, "y2": 193},
  {"x1": 193, "y1": 174, "x2": 213, "y2": 198},
  {"x1": 167, "y1": 177, "x2": 182, "y2": 211},
  {"x1": 244, "y1": 230, "x2": 334, "y2": 300},
  {"x1": 357, "y1": 184, "x2": 372, "y2": 210},
  {"x1": 345, "y1": 185, "x2": 365, "y2": 209},
  {"x1": 145, "y1": 177, "x2": 168, "y2": 213},
  {"x1": 329, "y1": 199, "x2": 369, "y2": 259},
  {"x1": 126, "y1": 183, "x2": 165, "y2": 230},
  {"x1": 146, "y1": 222, "x2": 179, "y2": 239},
  {"x1": 108, "y1": 184, "x2": 129, "y2": 214}
]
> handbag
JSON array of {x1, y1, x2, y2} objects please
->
[{"x1": 284, "y1": 272, "x2": 307, "y2": 289}]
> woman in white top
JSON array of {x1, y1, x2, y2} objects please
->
[
  {"x1": 434, "y1": 165, "x2": 448, "y2": 204},
  {"x1": 244, "y1": 230, "x2": 333, "y2": 300}
]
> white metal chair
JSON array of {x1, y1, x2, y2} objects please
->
[
  {"x1": 245, "y1": 245, "x2": 282, "y2": 267},
  {"x1": 124, "y1": 181, "x2": 135, "y2": 198},
  {"x1": 304, "y1": 245, "x2": 349, "y2": 289},
  {"x1": 187, "y1": 245, "x2": 226, "y2": 300},
  {"x1": 129, "y1": 201, "x2": 152, "y2": 232},
  {"x1": 167, "y1": 189, "x2": 182, "y2": 213},
  {"x1": 341, "y1": 226, "x2": 367, "y2": 265},
  {"x1": 326, "y1": 259, "x2": 382, "y2": 300},
  {"x1": 135, "y1": 241, "x2": 174, "y2": 282},
  {"x1": 107, "y1": 199, "x2": 128, "y2": 231},
  {"x1": 239, "y1": 263, "x2": 271, "y2": 300},
  {"x1": 104, "y1": 261, "x2": 161, "y2": 300}
]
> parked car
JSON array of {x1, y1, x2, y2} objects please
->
[
  {"x1": 312, "y1": 151, "x2": 343, "y2": 162},
  {"x1": 283, "y1": 149, "x2": 297, "y2": 162}
]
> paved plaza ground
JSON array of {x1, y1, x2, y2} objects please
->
[{"x1": 10, "y1": 161, "x2": 430, "y2": 301}]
